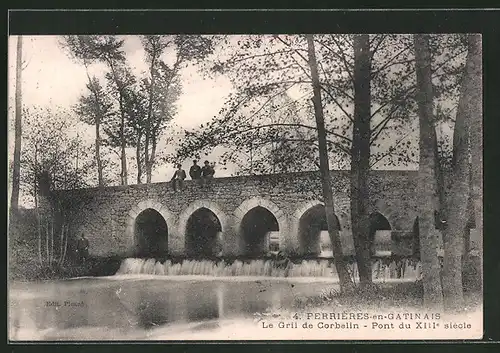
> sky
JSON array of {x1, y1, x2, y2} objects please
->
[
  {"x1": 7, "y1": 36, "x2": 234, "y2": 130},
  {"x1": 7, "y1": 35, "x2": 236, "y2": 190}
]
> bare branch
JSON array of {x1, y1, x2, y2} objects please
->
[
  {"x1": 224, "y1": 48, "x2": 301, "y2": 67},
  {"x1": 371, "y1": 41, "x2": 413, "y2": 78},
  {"x1": 273, "y1": 35, "x2": 311, "y2": 78},
  {"x1": 370, "y1": 35, "x2": 387, "y2": 58},
  {"x1": 369, "y1": 104, "x2": 402, "y2": 145},
  {"x1": 320, "y1": 85, "x2": 354, "y2": 123},
  {"x1": 239, "y1": 83, "x2": 299, "y2": 125},
  {"x1": 369, "y1": 129, "x2": 415, "y2": 168},
  {"x1": 370, "y1": 85, "x2": 416, "y2": 119},
  {"x1": 321, "y1": 81, "x2": 355, "y2": 101},
  {"x1": 232, "y1": 122, "x2": 352, "y2": 143},
  {"x1": 329, "y1": 35, "x2": 355, "y2": 84}
]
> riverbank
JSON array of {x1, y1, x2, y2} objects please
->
[
  {"x1": 290, "y1": 280, "x2": 482, "y2": 312},
  {"x1": 9, "y1": 256, "x2": 124, "y2": 282}
]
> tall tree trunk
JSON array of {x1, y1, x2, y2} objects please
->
[
  {"x1": 136, "y1": 131, "x2": 143, "y2": 184},
  {"x1": 306, "y1": 34, "x2": 353, "y2": 291},
  {"x1": 144, "y1": 134, "x2": 150, "y2": 183},
  {"x1": 34, "y1": 147, "x2": 43, "y2": 266},
  {"x1": 84, "y1": 62, "x2": 104, "y2": 188},
  {"x1": 147, "y1": 131, "x2": 157, "y2": 183},
  {"x1": 467, "y1": 34, "x2": 483, "y2": 287},
  {"x1": 50, "y1": 219, "x2": 54, "y2": 266},
  {"x1": 108, "y1": 60, "x2": 128, "y2": 186},
  {"x1": 45, "y1": 219, "x2": 49, "y2": 263},
  {"x1": 414, "y1": 34, "x2": 444, "y2": 309},
  {"x1": 95, "y1": 117, "x2": 104, "y2": 187},
  {"x1": 11, "y1": 35, "x2": 23, "y2": 212},
  {"x1": 350, "y1": 34, "x2": 373, "y2": 286},
  {"x1": 440, "y1": 37, "x2": 479, "y2": 309},
  {"x1": 61, "y1": 223, "x2": 69, "y2": 266},
  {"x1": 144, "y1": 49, "x2": 158, "y2": 184},
  {"x1": 59, "y1": 222, "x2": 65, "y2": 266},
  {"x1": 119, "y1": 101, "x2": 128, "y2": 186}
]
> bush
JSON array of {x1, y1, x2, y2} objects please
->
[{"x1": 462, "y1": 255, "x2": 482, "y2": 292}]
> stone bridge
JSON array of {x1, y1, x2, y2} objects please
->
[{"x1": 48, "y1": 170, "x2": 470, "y2": 259}]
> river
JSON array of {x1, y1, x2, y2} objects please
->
[{"x1": 9, "y1": 275, "x2": 345, "y2": 341}]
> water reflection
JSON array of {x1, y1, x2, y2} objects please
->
[{"x1": 9, "y1": 278, "x2": 331, "y2": 341}]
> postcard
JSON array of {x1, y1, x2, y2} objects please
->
[{"x1": 7, "y1": 18, "x2": 483, "y2": 341}]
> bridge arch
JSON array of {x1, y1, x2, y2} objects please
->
[
  {"x1": 291, "y1": 200, "x2": 346, "y2": 256},
  {"x1": 234, "y1": 197, "x2": 288, "y2": 256},
  {"x1": 370, "y1": 201, "x2": 400, "y2": 230},
  {"x1": 126, "y1": 199, "x2": 175, "y2": 256},
  {"x1": 369, "y1": 211, "x2": 393, "y2": 230},
  {"x1": 177, "y1": 200, "x2": 228, "y2": 258},
  {"x1": 369, "y1": 211, "x2": 393, "y2": 257}
]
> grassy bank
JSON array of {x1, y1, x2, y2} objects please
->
[
  {"x1": 291, "y1": 280, "x2": 482, "y2": 312},
  {"x1": 10, "y1": 256, "x2": 124, "y2": 281}
]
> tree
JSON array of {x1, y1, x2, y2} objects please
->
[
  {"x1": 84, "y1": 35, "x2": 132, "y2": 186},
  {"x1": 265, "y1": 96, "x2": 320, "y2": 173},
  {"x1": 439, "y1": 34, "x2": 482, "y2": 310},
  {"x1": 122, "y1": 86, "x2": 148, "y2": 184},
  {"x1": 10, "y1": 36, "x2": 23, "y2": 212},
  {"x1": 105, "y1": 59, "x2": 134, "y2": 186},
  {"x1": 140, "y1": 35, "x2": 212, "y2": 183},
  {"x1": 60, "y1": 35, "x2": 108, "y2": 187},
  {"x1": 141, "y1": 35, "x2": 170, "y2": 183},
  {"x1": 73, "y1": 77, "x2": 115, "y2": 187},
  {"x1": 306, "y1": 34, "x2": 353, "y2": 291},
  {"x1": 175, "y1": 35, "x2": 354, "y2": 174},
  {"x1": 20, "y1": 107, "x2": 93, "y2": 198},
  {"x1": 467, "y1": 34, "x2": 482, "y2": 286},
  {"x1": 349, "y1": 34, "x2": 374, "y2": 286},
  {"x1": 140, "y1": 60, "x2": 181, "y2": 183},
  {"x1": 19, "y1": 107, "x2": 94, "y2": 268},
  {"x1": 61, "y1": 35, "x2": 211, "y2": 186},
  {"x1": 413, "y1": 34, "x2": 444, "y2": 309}
]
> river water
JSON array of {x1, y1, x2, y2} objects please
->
[
  {"x1": 9, "y1": 275, "x2": 347, "y2": 341},
  {"x1": 9, "y1": 257, "x2": 424, "y2": 341}
]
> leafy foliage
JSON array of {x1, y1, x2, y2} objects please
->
[
  {"x1": 175, "y1": 34, "x2": 466, "y2": 175},
  {"x1": 74, "y1": 77, "x2": 115, "y2": 127},
  {"x1": 20, "y1": 106, "x2": 94, "y2": 202},
  {"x1": 61, "y1": 35, "x2": 211, "y2": 185}
]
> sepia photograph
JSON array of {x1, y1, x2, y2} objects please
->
[{"x1": 7, "y1": 29, "x2": 483, "y2": 341}]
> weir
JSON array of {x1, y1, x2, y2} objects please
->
[{"x1": 115, "y1": 257, "x2": 423, "y2": 280}]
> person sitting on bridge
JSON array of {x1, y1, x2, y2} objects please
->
[
  {"x1": 76, "y1": 233, "x2": 89, "y2": 264},
  {"x1": 201, "y1": 160, "x2": 215, "y2": 189},
  {"x1": 171, "y1": 164, "x2": 186, "y2": 192},
  {"x1": 189, "y1": 160, "x2": 202, "y2": 186}
]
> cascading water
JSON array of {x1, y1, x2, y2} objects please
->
[{"x1": 115, "y1": 258, "x2": 422, "y2": 280}]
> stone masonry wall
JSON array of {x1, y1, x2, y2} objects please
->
[{"x1": 50, "y1": 170, "x2": 422, "y2": 257}]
